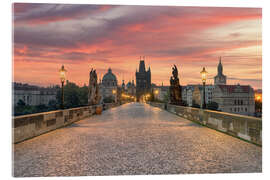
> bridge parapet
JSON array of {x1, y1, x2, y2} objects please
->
[
  {"x1": 149, "y1": 102, "x2": 262, "y2": 146},
  {"x1": 13, "y1": 103, "x2": 119, "y2": 143}
]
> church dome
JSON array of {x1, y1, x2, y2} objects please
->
[{"x1": 102, "y1": 68, "x2": 118, "y2": 87}]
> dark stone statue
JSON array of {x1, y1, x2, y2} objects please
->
[
  {"x1": 169, "y1": 65, "x2": 182, "y2": 105},
  {"x1": 88, "y1": 68, "x2": 101, "y2": 105}
]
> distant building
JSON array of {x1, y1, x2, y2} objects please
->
[
  {"x1": 191, "y1": 85, "x2": 214, "y2": 107},
  {"x1": 121, "y1": 80, "x2": 126, "y2": 93},
  {"x1": 214, "y1": 57, "x2": 227, "y2": 85},
  {"x1": 13, "y1": 82, "x2": 57, "y2": 106},
  {"x1": 136, "y1": 57, "x2": 151, "y2": 101},
  {"x1": 192, "y1": 86, "x2": 202, "y2": 107},
  {"x1": 153, "y1": 85, "x2": 169, "y2": 102},
  {"x1": 186, "y1": 86, "x2": 194, "y2": 107},
  {"x1": 212, "y1": 84, "x2": 255, "y2": 116},
  {"x1": 100, "y1": 68, "x2": 118, "y2": 103},
  {"x1": 181, "y1": 86, "x2": 187, "y2": 103},
  {"x1": 126, "y1": 80, "x2": 136, "y2": 96},
  {"x1": 182, "y1": 84, "x2": 214, "y2": 107}
]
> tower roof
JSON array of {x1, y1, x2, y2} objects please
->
[
  {"x1": 218, "y1": 57, "x2": 223, "y2": 75},
  {"x1": 139, "y1": 60, "x2": 146, "y2": 72}
]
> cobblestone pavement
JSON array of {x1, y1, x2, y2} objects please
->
[{"x1": 13, "y1": 103, "x2": 262, "y2": 177}]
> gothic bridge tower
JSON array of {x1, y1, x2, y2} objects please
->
[{"x1": 135, "y1": 56, "x2": 151, "y2": 101}]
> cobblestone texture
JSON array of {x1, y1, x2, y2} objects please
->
[{"x1": 13, "y1": 103, "x2": 262, "y2": 177}]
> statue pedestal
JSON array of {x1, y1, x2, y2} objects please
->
[{"x1": 96, "y1": 106, "x2": 102, "y2": 115}]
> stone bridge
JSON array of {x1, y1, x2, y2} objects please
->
[{"x1": 13, "y1": 103, "x2": 262, "y2": 177}]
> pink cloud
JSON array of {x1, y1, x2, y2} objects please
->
[{"x1": 13, "y1": 5, "x2": 262, "y2": 89}]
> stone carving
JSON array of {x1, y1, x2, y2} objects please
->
[
  {"x1": 169, "y1": 65, "x2": 182, "y2": 105},
  {"x1": 88, "y1": 68, "x2": 101, "y2": 105}
]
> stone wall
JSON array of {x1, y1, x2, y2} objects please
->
[
  {"x1": 13, "y1": 103, "x2": 119, "y2": 143},
  {"x1": 149, "y1": 102, "x2": 262, "y2": 146}
]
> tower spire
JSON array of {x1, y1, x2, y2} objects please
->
[
  {"x1": 139, "y1": 59, "x2": 146, "y2": 72},
  {"x1": 218, "y1": 56, "x2": 223, "y2": 75}
]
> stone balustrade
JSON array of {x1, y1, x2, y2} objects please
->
[
  {"x1": 13, "y1": 103, "x2": 119, "y2": 143},
  {"x1": 149, "y1": 102, "x2": 262, "y2": 146}
]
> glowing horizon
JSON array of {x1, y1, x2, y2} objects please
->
[{"x1": 13, "y1": 4, "x2": 262, "y2": 89}]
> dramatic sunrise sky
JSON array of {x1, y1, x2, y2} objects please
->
[{"x1": 13, "y1": 3, "x2": 262, "y2": 89}]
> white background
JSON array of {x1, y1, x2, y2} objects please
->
[{"x1": 1, "y1": 0, "x2": 268, "y2": 180}]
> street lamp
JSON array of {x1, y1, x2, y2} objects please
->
[
  {"x1": 112, "y1": 89, "x2": 117, "y2": 103},
  {"x1": 255, "y1": 94, "x2": 262, "y2": 102},
  {"x1": 154, "y1": 89, "x2": 159, "y2": 101},
  {"x1": 200, "y1": 67, "x2": 208, "y2": 109},
  {"x1": 59, "y1": 65, "x2": 67, "y2": 109}
]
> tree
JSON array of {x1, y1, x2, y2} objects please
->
[
  {"x1": 35, "y1": 104, "x2": 48, "y2": 113},
  {"x1": 103, "y1": 96, "x2": 114, "y2": 103},
  {"x1": 48, "y1": 100, "x2": 58, "y2": 110},
  {"x1": 206, "y1": 101, "x2": 219, "y2": 111},
  {"x1": 17, "y1": 99, "x2": 26, "y2": 107},
  {"x1": 62, "y1": 81, "x2": 81, "y2": 108},
  {"x1": 78, "y1": 85, "x2": 88, "y2": 105}
]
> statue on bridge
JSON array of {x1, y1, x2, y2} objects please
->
[
  {"x1": 88, "y1": 68, "x2": 101, "y2": 105},
  {"x1": 169, "y1": 65, "x2": 182, "y2": 105}
]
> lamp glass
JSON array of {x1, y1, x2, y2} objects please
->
[
  {"x1": 59, "y1": 65, "x2": 66, "y2": 83},
  {"x1": 200, "y1": 67, "x2": 208, "y2": 83}
]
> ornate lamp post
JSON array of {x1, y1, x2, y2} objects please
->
[
  {"x1": 59, "y1": 65, "x2": 67, "y2": 109},
  {"x1": 146, "y1": 94, "x2": 150, "y2": 102},
  {"x1": 200, "y1": 67, "x2": 208, "y2": 109},
  {"x1": 112, "y1": 89, "x2": 117, "y2": 103},
  {"x1": 154, "y1": 89, "x2": 159, "y2": 101}
]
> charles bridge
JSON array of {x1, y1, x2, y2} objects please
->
[{"x1": 13, "y1": 102, "x2": 262, "y2": 176}]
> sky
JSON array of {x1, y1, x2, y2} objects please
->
[{"x1": 13, "y1": 3, "x2": 262, "y2": 89}]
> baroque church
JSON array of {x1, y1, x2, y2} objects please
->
[
  {"x1": 136, "y1": 56, "x2": 151, "y2": 101},
  {"x1": 99, "y1": 68, "x2": 118, "y2": 103},
  {"x1": 99, "y1": 67, "x2": 137, "y2": 103}
]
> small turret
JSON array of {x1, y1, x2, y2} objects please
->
[
  {"x1": 218, "y1": 57, "x2": 223, "y2": 75},
  {"x1": 122, "y1": 80, "x2": 125, "y2": 90}
]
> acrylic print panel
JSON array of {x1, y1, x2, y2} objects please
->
[{"x1": 13, "y1": 3, "x2": 262, "y2": 177}]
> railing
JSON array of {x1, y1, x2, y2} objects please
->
[
  {"x1": 13, "y1": 103, "x2": 119, "y2": 143},
  {"x1": 148, "y1": 102, "x2": 262, "y2": 146}
]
